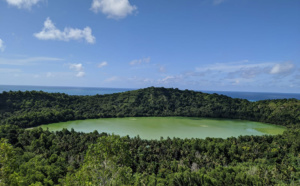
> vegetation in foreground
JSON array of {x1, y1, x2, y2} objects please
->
[
  {"x1": 1, "y1": 125, "x2": 299, "y2": 185},
  {"x1": 0, "y1": 87, "x2": 299, "y2": 185}
]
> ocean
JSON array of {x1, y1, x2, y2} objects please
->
[{"x1": 1, "y1": 85, "x2": 299, "y2": 101}]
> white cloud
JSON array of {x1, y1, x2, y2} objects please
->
[
  {"x1": 91, "y1": 0, "x2": 137, "y2": 19},
  {"x1": 69, "y1": 63, "x2": 85, "y2": 77},
  {"x1": 196, "y1": 60, "x2": 273, "y2": 73},
  {"x1": 34, "y1": 18, "x2": 96, "y2": 44},
  {"x1": 0, "y1": 68, "x2": 21, "y2": 73},
  {"x1": 161, "y1": 76, "x2": 175, "y2": 82},
  {"x1": 183, "y1": 71, "x2": 207, "y2": 77},
  {"x1": 76, "y1": 71, "x2": 85, "y2": 77},
  {"x1": 269, "y1": 61, "x2": 295, "y2": 75},
  {"x1": 157, "y1": 75, "x2": 186, "y2": 85},
  {"x1": 158, "y1": 66, "x2": 166, "y2": 73},
  {"x1": 213, "y1": 0, "x2": 225, "y2": 5},
  {"x1": 225, "y1": 66, "x2": 267, "y2": 79},
  {"x1": 0, "y1": 39, "x2": 5, "y2": 52},
  {"x1": 191, "y1": 60, "x2": 298, "y2": 90},
  {"x1": 195, "y1": 60, "x2": 280, "y2": 80},
  {"x1": 104, "y1": 76, "x2": 119, "y2": 82},
  {"x1": 5, "y1": 0, "x2": 42, "y2": 9},
  {"x1": 129, "y1": 57, "x2": 150, "y2": 65},
  {"x1": 233, "y1": 79, "x2": 240, "y2": 85},
  {"x1": 46, "y1": 72, "x2": 55, "y2": 77},
  {"x1": 98, "y1": 61, "x2": 108, "y2": 68},
  {"x1": 69, "y1": 63, "x2": 83, "y2": 71},
  {"x1": 0, "y1": 57, "x2": 63, "y2": 65}
]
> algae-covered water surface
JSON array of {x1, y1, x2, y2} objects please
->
[{"x1": 40, "y1": 117, "x2": 286, "y2": 140}]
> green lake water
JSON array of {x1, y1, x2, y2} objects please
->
[{"x1": 40, "y1": 117, "x2": 286, "y2": 140}]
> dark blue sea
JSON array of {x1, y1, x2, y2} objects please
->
[{"x1": 1, "y1": 85, "x2": 299, "y2": 101}]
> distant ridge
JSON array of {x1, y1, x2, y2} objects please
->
[
  {"x1": 1, "y1": 87, "x2": 299, "y2": 128},
  {"x1": 1, "y1": 85, "x2": 300, "y2": 101}
]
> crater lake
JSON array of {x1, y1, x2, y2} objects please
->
[{"x1": 40, "y1": 117, "x2": 286, "y2": 140}]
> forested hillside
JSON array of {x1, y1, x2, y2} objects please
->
[
  {"x1": 1, "y1": 87, "x2": 300, "y2": 128},
  {"x1": 0, "y1": 87, "x2": 300, "y2": 185},
  {"x1": 0, "y1": 125, "x2": 299, "y2": 185}
]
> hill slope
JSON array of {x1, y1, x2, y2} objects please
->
[
  {"x1": 1, "y1": 87, "x2": 299, "y2": 128},
  {"x1": 0, "y1": 87, "x2": 300, "y2": 185}
]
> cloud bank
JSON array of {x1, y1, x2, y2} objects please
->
[
  {"x1": 91, "y1": 0, "x2": 137, "y2": 19},
  {"x1": 0, "y1": 39, "x2": 5, "y2": 52},
  {"x1": 195, "y1": 61, "x2": 296, "y2": 80},
  {"x1": 213, "y1": 0, "x2": 226, "y2": 5},
  {"x1": 0, "y1": 57, "x2": 63, "y2": 65},
  {"x1": 131, "y1": 60, "x2": 298, "y2": 91},
  {"x1": 98, "y1": 61, "x2": 108, "y2": 68},
  {"x1": 34, "y1": 18, "x2": 96, "y2": 44},
  {"x1": 129, "y1": 57, "x2": 150, "y2": 65},
  {"x1": 269, "y1": 61, "x2": 295, "y2": 76},
  {"x1": 69, "y1": 63, "x2": 85, "y2": 77},
  {"x1": 5, "y1": 0, "x2": 42, "y2": 9},
  {"x1": 104, "y1": 76, "x2": 118, "y2": 82}
]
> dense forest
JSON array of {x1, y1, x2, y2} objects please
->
[
  {"x1": 0, "y1": 87, "x2": 300, "y2": 185},
  {"x1": 1, "y1": 87, "x2": 300, "y2": 128}
]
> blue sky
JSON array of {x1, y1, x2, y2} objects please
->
[{"x1": 0, "y1": 0, "x2": 299, "y2": 93}]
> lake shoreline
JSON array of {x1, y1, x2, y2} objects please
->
[{"x1": 40, "y1": 116, "x2": 286, "y2": 140}]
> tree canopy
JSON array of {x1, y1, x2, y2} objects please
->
[
  {"x1": 0, "y1": 87, "x2": 299, "y2": 185},
  {"x1": 1, "y1": 87, "x2": 299, "y2": 128}
]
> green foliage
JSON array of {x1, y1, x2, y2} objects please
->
[
  {"x1": 0, "y1": 125, "x2": 299, "y2": 185},
  {"x1": 0, "y1": 87, "x2": 299, "y2": 185},
  {"x1": 63, "y1": 135, "x2": 133, "y2": 185},
  {"x1": 1, "y1": 87, "x2": 299, "y2": 128},
  {"x1": 0, "y1": 138, "x2": 17, "y2": 184}
]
